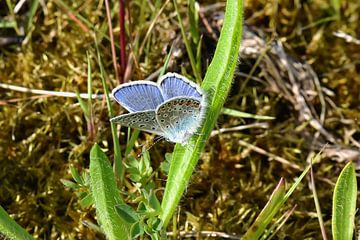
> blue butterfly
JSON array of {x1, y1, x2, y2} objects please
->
[{"x1": 111, "y1": 73, "x2": 206, "y2": 144}]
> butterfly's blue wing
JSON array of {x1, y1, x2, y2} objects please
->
[
  {"x1": 111, "y1": 110, "x2": 164, "y2": 135},
  {"x1": 112, "y1": 81, "x2": 164, "y2": 112},
  {"x1": 158, "y1": 73, "x2": 203, "y2": 101},
  {"x1": 155, "y1": 97, "x2": 204, "y2": 144}
]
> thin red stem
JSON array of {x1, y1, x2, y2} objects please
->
[
  {"x1": 105, "y1": 0, "x2": 120, "y2": 84},
  {"x1": 119, "y1": 0, "x2": 127, "y2": 83}
]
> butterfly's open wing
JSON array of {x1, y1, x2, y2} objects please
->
[
  {"x1": 155, "y1": 97, "x2": 203, "y2": 144},
  {"x1": 112, "y1": 81, "x2": 164, "y2": 112},
  {"x1": 158, "y1": 73, "x2": 204, "y2": 101},
  {"x1": 111, "y1": 110, "x2": 164, "y2": 135}
]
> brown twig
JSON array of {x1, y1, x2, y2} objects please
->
[
  {"x1": 167, "y1": 230, "x2": 240, "y2": 239},
  {"x1": 67, "y1": 12, "x2": 89, "y2": 33},
  {"x1": 199, "y1": 7, "x2": 218, "y2": 41},
  {"x1": 0, "y1": 82, "x2": 104, "y2": 99},
  {"x1": 309, "y1": 161, "x2": 328, "y2": 240},
  {"x1": 238, "y1": 139, "x2": 301, "y2": 170}
]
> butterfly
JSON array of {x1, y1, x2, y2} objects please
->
[{"x1": 110, "y1": 72, "x2": 207, "y2": 144}]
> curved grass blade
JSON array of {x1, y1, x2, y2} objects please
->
[
  {"x1": 242, "y1": 178, "x2": 286, "y2": 240},
  {"x1": 0, "y1": 205, "x2": 34, "y2": 240},
  {"x1": 242, "y1": 164, "x2": 311, "y2": 239},
  {"x1": 332, "y1": 162, "x2": 357, "y2": 240},
  {"x1": 160, "y1": 0, "x2": 244, "y2": 227},
  {"x1": 89, "y1": 144, "x2": 131, "y2": 239}
]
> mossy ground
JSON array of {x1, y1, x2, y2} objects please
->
[{"x1": 1, "y1": 0, "x2": 359, "y2": 239}]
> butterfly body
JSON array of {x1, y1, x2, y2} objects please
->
[{"x1": 111, "y1": 73, "x2": 206, "y2": 144}]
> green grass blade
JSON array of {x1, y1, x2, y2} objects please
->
[
  {"x1": 89, "y1": 144, "x2": 130, "y2": 239},
  {"x1": 173, "y1": 0, "x2": 202, "y2": 83},
  {"x1": 242, "y1": 178, "x2": 286, "y2": 240},
  {"x1": 188, "y1": 0, "x2": 200, "y2": 45},
  {"x1": 27, "y1": 0, "x2": 40, "y2": 31},
  {"x1": 195, "y1": 36, "x2": 202, "y2": 74},
  {"x1": 158, "y1": 43, "x2": 174, "y2": 80},
  {"x1": 332, "y1": 162, "x2": 357, "y2": 240},
  {"x1": 283, "y1": 164, "x2": 311, "y2": 201},
  {"x1": 76, "y1": 91, "x2": 90, "y2": 121},
  {"x1": 160, "y1": 0, "x2": 244, "y2": 227},
  {"x1": 242, "y1": 164, "x2": 311, "y2": 239},
  {"x1": 0, "y1": 20, "x2": 17, "y2": 29},
  {"x1": 221, "y1": 107, "x2": 275, "y2": 120},
  {"x1": 95, "y1": 38, "x2": 123, "y2": 182},
  {"x1": 125, "y1": 130, "x2": 140, "y2": 157},
  {"x1": 5, "y1": 0, "x2": 15, "y2": 16},
  {"x1": 5, "y1": 0, "x2": 19, "y2": 34},
  {"x1": 0, "y1": 205, "x2": 34, "y2": 240},
  {"x1": 331, "y1": 0, "x2": 341, "y2": 19},
  {"x1": 310, "y1": 164, "x2": 327, "y2": 239}
]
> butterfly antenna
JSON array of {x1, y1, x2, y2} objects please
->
[
  {"x1": 137, "y1": 136, "x2": 164, "y2": 158},
  {"x1": 150, "y1": 136, "x2": 165, "y2": 149}
]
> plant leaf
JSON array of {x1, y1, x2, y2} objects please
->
[
  {"x1": 0, "y1": 205, "x2": 34, "y2": 240},
  {"x1": 149, "y1": 191, "x2": 162, "y2": 213},
  {"x1": 79, "y1": 192, "x2": 94, "y2": 209},
  {"x1": 115, "y1": 204, "x2": 140, "y2": 224},
  {"x1": 130, "y1": 222, "x2": 144, "y2": 239},
  {"x1": 89, "y1": 144, "x2": 130, "y2": 239},
  {"x1": 332, "y1": 162, "x2": 357, "y2": 240},
  {"x1": 61, "y1": 179, "x2": 80, "y2": 189},
  {"x1": 70, "y1": 166, "x2": 83, "y2": 184}
]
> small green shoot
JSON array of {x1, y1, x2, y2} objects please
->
[
  {"x1": 61, "y1": 166, "x2": 94, "y2": 209},
  {"x1": 4, "y1": 0, "x2": 20, "y2": 34},
  {"x1": 27, "y1": 0, "x2": 40, "y2": 32},
  {"x1": 114, "y1": 152, "x2": 164, "y2": 239},
  {"x1": 160, "y1": 153, "x2": 172, "y2": 175},
  {"x1": 126, "y1": 152, "x2": 153, "y2": 184}
]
